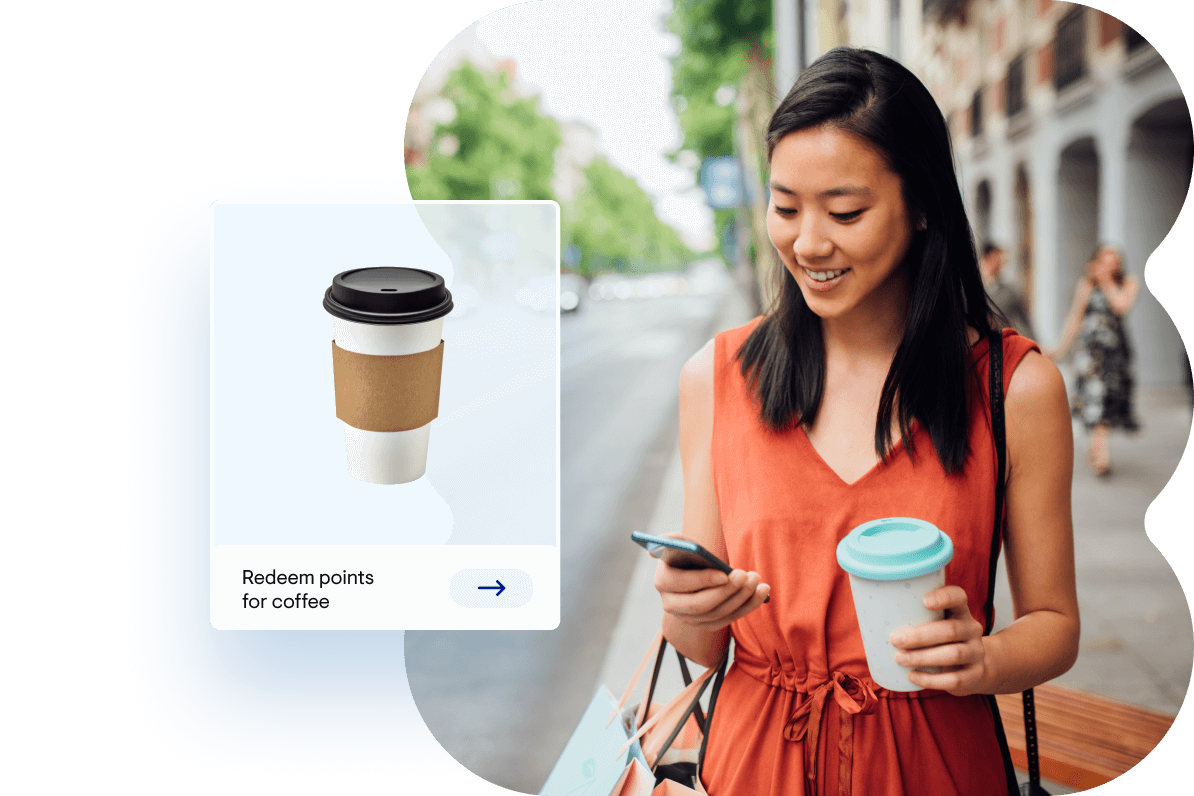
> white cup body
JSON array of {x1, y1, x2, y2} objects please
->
[
  {"x1": 333, "y1": 316, "x2": 445, "y2": 484},
  {"x1": 847, "y1": 568, "x2": 946, "y2": 691}
]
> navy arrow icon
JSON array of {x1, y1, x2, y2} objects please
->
[{"x1": 478, "y1": 580, "x2": 506, "y2": 597}]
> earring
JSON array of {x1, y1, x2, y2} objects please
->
[{"x1": 916, "y1": 216, "x2": 927, "y2": 231}]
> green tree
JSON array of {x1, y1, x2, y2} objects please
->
[
  {"x1": 406, "y1": 62, "x2": 560, "y2": 201},
  {"x1": 668, "y1": 0, "x2": 774, "y2": 310},
  {"x1": 564, "y1": 156, "x2": 692, "y2": 278},
  {"x1": 408, "y1": 61, "x2": 692, "y2": 277}
]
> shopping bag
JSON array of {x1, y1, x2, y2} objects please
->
[
  {"x1": 651, "y1": 779, "x2": 704, "y2": 796},
  {"x1": 541, "y1": 630, "x2": 724, "y2": 796},
  {"x1": 539, "y1": 683, "x2": 650, "y2": 796},
  {"x1": 612, "y1": 758, "x2": 655, "y2": 796}
]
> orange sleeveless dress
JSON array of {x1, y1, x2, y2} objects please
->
[{"x1": 701, "y1": 322, "x2": 1037, "y2": 796}]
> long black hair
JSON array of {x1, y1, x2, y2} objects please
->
[{"x1": 737, "y1": 46, "x2": 996, "y2": 475}]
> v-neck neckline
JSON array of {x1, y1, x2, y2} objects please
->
[
  {"x1": 794, "y1": 331, "x2": 991, "y2": 487},
  {"x1": 798, "y1": 419, "x2": 919, "y2": 488}
]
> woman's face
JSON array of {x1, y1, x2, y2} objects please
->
[
  {"x1": 766, "y1": 126, "x2": 916, "y2": 325},
  {"x1": 1100, "y1": 248, "x2": 1122, "y2": 278},
  {"x1": 1089, "y1": 248, "x2": 1120, "y2": 282}
]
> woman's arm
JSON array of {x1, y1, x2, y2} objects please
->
[
  {"x1": 1100, "y1": 274, "x2": 1140, "y2": 317},
  {"x1": 891, "y1": 351, "x2": 1080, "y2": 695},
  {"x1": 655, "y1": 339, "x2": 770, "y2": 668},
  {"x1": 1047, "y1": 278, "x2": 1093, "y2": 358}
]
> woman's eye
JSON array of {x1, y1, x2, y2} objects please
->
[
  {"x1": 831, "y1": 210, "x2": 863, "y2": 221},
  {"x1": 773, "y1": 206, "x2": 797, "y2": 217}
]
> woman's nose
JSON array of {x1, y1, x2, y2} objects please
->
[{"x1": 793, "y1": 214, "x2": 832, "y2": 260}]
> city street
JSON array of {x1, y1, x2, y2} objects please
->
[{"x1": 404, "y1": 283, "x2": 739, "y2": 792}]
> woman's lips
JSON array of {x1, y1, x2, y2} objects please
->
[{"x1": 801, "y1": 266, "x2": 850, "y2": 292}]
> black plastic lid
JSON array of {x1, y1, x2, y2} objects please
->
[{"x1": 323, "y1": 267, "x2": 454, "y2": 325}]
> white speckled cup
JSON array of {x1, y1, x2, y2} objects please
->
[{"x1": 837, "y1": 517, "x2": 955, "y2": 692}]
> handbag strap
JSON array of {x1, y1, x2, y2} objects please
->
[
  {"x1": 676, "y1": 649, "x2": 707, "y2": 730},
  {"x1": 984, "y1": 329, "x2": 1045, "y2": 795},
  {"x1": 696, "y1": 654, "x2": 728, "y2": 776},
  {"x1": 618, "y1": 636, "x2": 721, "y2": 767}
]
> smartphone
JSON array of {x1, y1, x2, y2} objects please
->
[{"x1": 630, "y1": 531, "x2": 733, "y2": 574}]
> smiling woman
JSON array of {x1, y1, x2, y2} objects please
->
[
  {"x1": 653, "y1": 47, "x2": 1080, "y2": 796},
  {"x1": 766, "y1": 128, "x2": 915, "y2": 329}
]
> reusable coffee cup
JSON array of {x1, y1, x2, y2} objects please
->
[
  {"x1": 836, "y1": 517, "x2": 954, "y2": 691},
  {"x1": 323, "y1": 267, "x2": 453, "y2": 484}
]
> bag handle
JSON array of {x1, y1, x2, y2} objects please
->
[
  {"x1": 617, "y1": 649, "x2": 719, "y2": 763},
  {"x1": 608, "y1": 628, "x2": 665, "y2": 729},
  {"x1": 984, "y1": 329, "x2": 1048, "y2": 796}
]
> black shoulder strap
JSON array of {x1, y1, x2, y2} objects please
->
[
  {"x1": 984, "y1": 329, "x2": 1049, "y2": 796},
  {"x1": 985, "y1": 329, "x2": 1007, "y2": 635}
]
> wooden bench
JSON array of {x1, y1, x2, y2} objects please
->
[{"x1": 994, "y1": 683, "x2": 1176, "y2": 790}]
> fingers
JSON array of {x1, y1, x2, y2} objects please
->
[
  {"x1": 888, "y1": 586, "x2": 974, "y2": 647},
  {"x1": 657, "y1": 565, "x2": 770, "y2": 629},
  {"x1": 905, "y1": 666, "x2": 980, "y2": 695},
  {"x1": 923, "y1": 585, "x2": 968, "y2": 613},
  {"x1": 684, "y1": 580, "x2": 770, "y2": 629},
  {"x1": 893, "y1": 639, "x2": 978, "y2": 670},
  {"x1": 653, "y1": 559, "x2": 729, "y2": 594},
  {"x1": 885, "y1": 585, "x2": 987, "y2": 695}
]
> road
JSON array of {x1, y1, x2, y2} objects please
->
[{"x1": 403, "y1": 287, "x2": 736, "y2": 792}]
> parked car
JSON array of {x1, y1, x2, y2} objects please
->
[{"x1": 559, "y1": 273, "x2": 585, "y2": 313}]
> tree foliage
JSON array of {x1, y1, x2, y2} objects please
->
[
  {"x1": 408, "y1": 61, "x2": 692, "y2": 277},
  {"x1": 667, "y1": 0, "x2": 771, "y2": 160},
  {"x1": 406, "y1": 62, "x2": 560, "y2": 201},
  {"x1": 564, "y1": 156, "x2": 692, "y2": 278},
  {"x1": 667, "y1": 0, "x2": 774, "y2": 308}
]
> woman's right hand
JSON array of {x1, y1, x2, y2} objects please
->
[{"x1": 655, "y1": 560, "x2": 770, "y2": 630}]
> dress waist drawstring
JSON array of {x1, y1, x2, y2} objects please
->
[{"x1": 782, "y1": 672, "x2": 879, "y2": 796}]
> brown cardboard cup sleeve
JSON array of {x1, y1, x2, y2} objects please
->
[{"x1": 332, "y1": 340, "x2": 445, "y2": 432}]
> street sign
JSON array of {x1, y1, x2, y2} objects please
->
[
  {"x1": 722, "y1": 220, "x2": 737, "y2": 264},
  {"x1": 562, "y1": 243, "x2": 580, "y2": 269},
  {"x1": 700, "y1": 155, "x2": 745, "y2": 210}
]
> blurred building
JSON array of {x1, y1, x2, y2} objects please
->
[{"x1": 773, "y1": 1, "x2": 1192, "y2": 385}]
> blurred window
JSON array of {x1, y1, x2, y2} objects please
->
[
  {"x1": 1054, "y1": 7, "x2": 1087, "y2": 91},
  {"x1": 970, "y1": 87, "x2": 984, "y2": 138},
  {"x1": 1007, "y1": 53, "x2": 1026, "y2": 117},
  {"x1": 1124, "y1": 25, "x2": 1148, "y2": 53}
]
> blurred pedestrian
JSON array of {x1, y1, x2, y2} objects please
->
[
  {"x1": 1046, "y1": 244, "x2": 1140, "y2": 476},
  {"x1": 653, "y1": 47, "x2": 1077, "y2": 796},
  {"x1": 981, "y1": 243, "x2": 1036, "y2": 339}
]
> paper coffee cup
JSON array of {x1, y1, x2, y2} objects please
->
[
  {"x1": 836, "y1": 517, "x2": 955, "y2": 691},
  {"x1": 323, "y1": 267, "x2": 453, "y2": 484}
]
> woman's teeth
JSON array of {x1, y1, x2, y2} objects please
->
[{"x1": 808, "y1": 269, "x2": 847, "y2": 282}]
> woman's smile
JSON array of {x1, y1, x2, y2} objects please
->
[{"x1": 801, "y1": 266, "x2": 851, "y2": 290}]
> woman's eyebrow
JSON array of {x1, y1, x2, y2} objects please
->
[{"x1": 769, "y1": 180, "x2": 875, "y2": 199}]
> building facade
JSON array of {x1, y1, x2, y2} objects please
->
[{"x1": 773, "y1": 0, "x2": 1192, "y2": 385}]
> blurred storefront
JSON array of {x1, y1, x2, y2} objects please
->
[{"x1": 773, "y1": 0, "x2": 1192, "y2": 385}]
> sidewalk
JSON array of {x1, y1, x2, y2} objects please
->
[{"x1": 596, "y1": 311, "x2": 1192, "y2": 794}]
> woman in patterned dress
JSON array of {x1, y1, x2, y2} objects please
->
[{"x1": 1048, "y1": 245, "x2": 1140, "y2": 476}]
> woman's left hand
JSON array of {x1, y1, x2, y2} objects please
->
[{"x1": 888, "y1": 585, "x2": 989, "y2": 696}]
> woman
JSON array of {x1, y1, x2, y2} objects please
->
[
  {"x1": 654, "y1": 48, "x2": 1079, "y2": 796},
  {"x1": 1047, "y1": 245, "x2": 1140, "y2": 476}
]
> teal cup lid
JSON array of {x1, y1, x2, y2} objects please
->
[{"x1": 836, "y1": 517, "x2": 953, "y2": 581}]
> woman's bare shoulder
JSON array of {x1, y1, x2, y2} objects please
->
[
  {"x1": 679, "y1": 339, "x2": 717, "y2": 455},
  {"x1": 1005, "y1": 350, "x2": 1072, "y2": 471},
  {"x1": 1006, "y1": 349, "x2": 1067, "y2": 410},
  {"x1": 680, "y1": 338, "x2": 716, "y2": 398}
]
